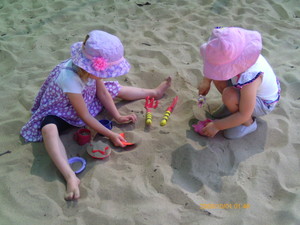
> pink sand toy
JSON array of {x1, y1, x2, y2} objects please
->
[
  {"x1": 192, "y1": 119, "x2": 213, "y2": 136},
  {"x1": 144, "y1": 96, "x2": 159, "y2": 126}
]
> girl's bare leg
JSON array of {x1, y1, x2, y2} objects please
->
[
  {"x1": 207, "y1": 80, "x2": 232, "y2": 119},
  {"x1": 213, "y1": 80, "x2": 228, "y2": 94},
  {"x1": 222, "y1": 87, "x2": 253, "y2": 126},
  {"x1": 117, "y1": 76, "x2": 172, "y2": 100},
  {"x1": 42, "y1": 124, "x2": 80, "y2": 200},
  {"x1": 222, "y1": 87, "x2": 239, "y2": 113}
]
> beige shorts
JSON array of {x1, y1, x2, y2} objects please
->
[{"x1": 253, "y1": 97, "x2": 277, "y2": 117}]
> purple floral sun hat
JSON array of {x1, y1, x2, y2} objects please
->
[{"x1": 71, "y1": 30, "x2": 131, "y2": 78}]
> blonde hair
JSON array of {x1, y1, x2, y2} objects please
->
[
  {"x1": 72, "y1": 63, "x2": 90, "y2": 83},
  {"x1": 74, "y1": 34, "x2": 91, "y2": 82}
]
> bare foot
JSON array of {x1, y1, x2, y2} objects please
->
[
  {"x1": 64, "y1": 175, "x2": 81, "y2": 201},
  {"x1": 153, "y1": 76, "x2": 172, "y2": 99}
]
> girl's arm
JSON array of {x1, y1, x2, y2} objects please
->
[
  {"x1": 67, "y1": 93, "x2": 126, "y2": 147},
  {"x1": 95, "y1": 79, "x2": 137, "y2": 123},
  {"x1": 203, "y1": 77, "x2": 261, "y2": 137},
  {"x1": 198, "y1": 77, "x2": 212, "y2": 96}
]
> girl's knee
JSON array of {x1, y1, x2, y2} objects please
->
[
  {"x1": 41, "y1": 124, "x2": 58, "y2": 137},
  {"x1": 222, "y1": 87, "x2": 239, "y2": 105}
]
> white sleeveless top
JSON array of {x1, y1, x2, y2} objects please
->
[
  {"x1": 231, "y1": 55, "x2": 279, "y2": 102},
  {"x1": 55, "y1": 59, "x2": 94, "y2": 94}
]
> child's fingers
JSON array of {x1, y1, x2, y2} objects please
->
[
  {"x1": 130, "y1": 114, "x2": 137, "y2": 123},
  {"x1": 202, "y1": 127, "x2": 208, "y2": 136},
  {"x1": 115, "y1": 138, "x2": 125, "y2": 147},
  {"x1": 202, "y1": 125, "x2": 212, "y2": 137},
  {"x1": 125, "y1": 114, "x2": 137, "y2": 123},
  {"x1": 118, "y1": 134, "x2": 126, "y2": 142}
]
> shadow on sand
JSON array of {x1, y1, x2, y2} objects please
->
[{"x1": 171, "y1": 118, "x2": 268, "y2": 193}]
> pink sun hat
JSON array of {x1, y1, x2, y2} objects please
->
[
  {"x1": 200, "y1": 27, "x2": 262, "y2": 80},
  {"x1": 71, "y1": 30, "x2": 131, "y2": 78}
]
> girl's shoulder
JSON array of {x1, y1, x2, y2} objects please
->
[
  {"x1": 233, "y1": 71, "x2": 262, "y2": 89},
  {"x1": 56, "y1": 59, "x2": 85, "y2": 93},
  {"x1": 232, "y1": 55, "x2": 274, "y2": 88}
]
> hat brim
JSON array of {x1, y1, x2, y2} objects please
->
[
  {"x1": 200, "y1": 28, "x2": 262, "y2": 81},
  {"x1": 71, "y1": 42, "x2": 131, "y2": 78}
]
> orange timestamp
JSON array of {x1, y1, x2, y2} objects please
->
[{"x1": 200, "y1": 203, "x2": 250, "y2": 209}]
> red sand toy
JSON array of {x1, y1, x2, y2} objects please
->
[
  {"x1": 87, "y1": 143, "x2": 112, "y2": 159},
  {"x1": 144, "y1": 96, "x2": 159, "y2": 126},
  {"x1": 74, "y1": 128, "x2": 91, "y2": 145},
  {"x1": 120, "y1": 133, "x2": 134, "y2": 146},
  {"x1": 160, "y1": 96, "x2": 178, "y2": 126}
]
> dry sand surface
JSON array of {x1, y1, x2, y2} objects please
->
[{"x1": 0, "y1": 0, "x2": 300, "y2": 224}]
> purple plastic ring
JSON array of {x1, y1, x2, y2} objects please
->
[{"x1": 68, "y1": 157, "x2": 86, "y2": 174}]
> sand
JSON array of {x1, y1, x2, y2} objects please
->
[{"x1": 0, "y1": 0, "x2": 300, "y2": 224}]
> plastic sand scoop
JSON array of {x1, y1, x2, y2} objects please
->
[
  {"x1": 120, "y1": 133, "x2": 134, "y2": 146},
  {"x1": 144, "y1": 96, "x2": 159, "y2": 126},
  {"x1": 160, "y1": 96, "x2": 178, "y2": 126}
]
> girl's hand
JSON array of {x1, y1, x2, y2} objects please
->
[
  {"x1": 116, "y1": 114, "x2": 137, "y2": 124},
  {"x1": 108, "y1": 132, "x2": 126, "y2": 147},
  {"x1": 202, "y1": 122, "x2": 219, "y2": 137},
  {"x1": 198, "y1": 78, "x2": 212, "y2": 96}
]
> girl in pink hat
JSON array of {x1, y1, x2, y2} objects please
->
[
  {"x1": 21, "y1": 30, "x2": 171, "y2": 200},
  {"x1": 197, "y1": 27, "x2": 280, "y2": 139}
]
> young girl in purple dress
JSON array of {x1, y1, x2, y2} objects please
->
[{"x1": 21, "y1": 30, "x2": 171, "y2": 200}]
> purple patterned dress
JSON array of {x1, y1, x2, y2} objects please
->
[{"x1": 21, "y1": 59, "x2": 120, "y2": 142}]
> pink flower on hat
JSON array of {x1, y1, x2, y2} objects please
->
[{"x1": 92, "y1": 57, "x2": 107, "y2": 71}]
